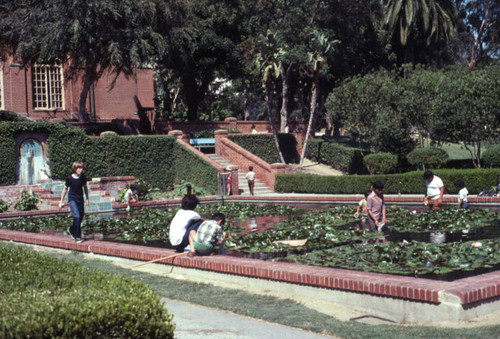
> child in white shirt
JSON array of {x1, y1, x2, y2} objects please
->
[{"x1": 455, "y1": 179, "x2": 468, "y2": 209}]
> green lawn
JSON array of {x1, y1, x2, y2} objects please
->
[
  {"x1": 14, "y1": 245, "x2": 499, "y2": 339},
  {"x1": 421, "y1": 139, "x2": 488, "y2": 160}
]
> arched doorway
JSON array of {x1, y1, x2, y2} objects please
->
[{"x1": 18, "y1": 139, "x2": 45, "y2": 185}]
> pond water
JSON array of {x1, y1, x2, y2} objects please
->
[{"x1": 37, "y1": 206, "x2": 500, "y2": 281}]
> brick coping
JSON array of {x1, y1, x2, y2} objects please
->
[
  {"x1": 2, "y1": 193, "x2": 499, "y2": 219},
  {"x1": 0, "y1": 229, "x2": 498, "y2": 307}
]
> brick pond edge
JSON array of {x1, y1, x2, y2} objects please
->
[{"x1": 0, "y1": 228, "x2": 499, "y2": 323}]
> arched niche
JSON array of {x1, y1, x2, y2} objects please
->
[{"x1": 16, "y1": 133, "x2": 50, "y2": 185}]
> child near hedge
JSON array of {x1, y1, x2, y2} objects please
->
[
  {"x1": 354, "y1": 190, "x2": 372, "y2": 228},
  {"x1": 455, "y1": 179, "x2": 469, "y2": 209},
  {"x1": 124, "y1": 184, "x2": 139, "y2": 211}
]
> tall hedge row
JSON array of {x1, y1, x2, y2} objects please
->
[
  {"x1": 0, "y1": 245, "x2": 175, "y2": 337},
  {"x1": 0, "y1": 121, "x2": 217, "y2": 192},
  {"x1": 304, "y1": 139, "x2": 367, "y2": 174},
  {"x1": 228, "y1": 134, "x2": 300, "y2": 164},
  {"x1": 173, "y1": 145, "x2": 218, "y2": 194},
  {"x1": 275, "y1": 168, "x2": 500, "y2": 195}
]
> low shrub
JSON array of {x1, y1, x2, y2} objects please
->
[
  {"x1": 275, "y1": 168, "x2": 500, "y2": 195},
  {"x1": 0, "y1": 199, "x2": 9, "y2": 213},
  {"x1": 14, "y1": 191, "x2": 41, "y2": 211},
  {"x1": 482, "y1": 145, "x2": 500, "y2": 168},
  {"x1": 407, "y1": 147, "x2": 449, "y2": 170},
  {"x1": 0, "y1": 110, "x2": 27, "y2": 121},
  {"x1": 304, "y1": 139, "x2": 367, "y2": 174},
  {"x1": 0, "y1": 245, "x2": 175, "y2": 338},
  {"x1": 363, "y1": 153, "x2": 398, "y2": 174}
]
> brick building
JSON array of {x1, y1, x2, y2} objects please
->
[{"x1": 0, "y1": 56, "x2": 154, "y2": 121}]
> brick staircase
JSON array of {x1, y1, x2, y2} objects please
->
[{"x1": 205, "y1": 154, "x2": 273, "y2": 196}]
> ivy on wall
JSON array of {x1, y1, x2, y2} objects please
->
[
  {"x1": 173, "y1": 145, "x2": 218, "y2": 194},
  {"x1": 0, "y1": 121, "x2": 217, "y2": 192},
  {"x1": 228, "y1": 134, "x2": 299, "y2": 164}
]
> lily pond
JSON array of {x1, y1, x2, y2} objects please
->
[{"x1": 1, "y1": 204, "x2": 499, "y2": 281}]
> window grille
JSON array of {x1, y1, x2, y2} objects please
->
[{"x1": 32, "y1": 64, "x2": 64, "y2": 109}]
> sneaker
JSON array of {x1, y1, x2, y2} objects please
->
[
  {"x1": 75, "y1": 238, "x2": 83, "y2": 244},
  {"x1": 67, "y1": 228, "x2": 75, "y2": 240},
  {"x1": 184, "y1": 245, "x2": 191, "y2": 252}
]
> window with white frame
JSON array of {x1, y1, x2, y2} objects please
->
[
  {"x1": 0, "y1": 62, "x2": 3, "y2": 109},
  {"x1": 32, "y1": 64, "x2": 64, "y2": 109}
]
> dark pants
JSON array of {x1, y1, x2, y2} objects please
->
[
  {"x1": 248, "y1": 180, "x2": 255, "y2": 196},
  {"x1": 69, "y1": 200, "x2": 84, "y2": 239},
  {"x1": 173, "y1": 219, "x2": 203, "y2": 252}
]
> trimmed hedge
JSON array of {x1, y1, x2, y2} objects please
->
[
  {"x1": 228, "y1": 134, "x2": 299, "y2": 164},
  {"x1": 0, "y1": 121, "x2": 217, "y2": 193},
  {"x1": 407, "y1": 147, "x2": 449, "y2": 170},
  {"x1": 483, "y1": 145, "x2": 500, "y2": 168},
  {"x1": 363, "y1": 153, "x2": 398, "y2": 174},
  {"x1": 275, "y1": 168, "x2": 500, "y2": 195},
  {"x1": 0, "y1": 245, "x2": 175, "y2": 338},
  {"x1": 173, "y1": 145, "x2": 218, "y2": 194},
  {"x1": 304, "y1": 139, "x2": 367, "y2": 174}
]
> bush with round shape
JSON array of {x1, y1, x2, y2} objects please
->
[
  {"x1": 406, "y1": 147, "x2": 448, "y2": 170},
  {"x1": 363, "y1": 153, "x2": 397, "y2": 174},
  {"x1": 482, "y1": 145, "x2": 500, "y2": 168},
  {"x1": 0, "y1": 245, "x2": 175, "y2": 338}
]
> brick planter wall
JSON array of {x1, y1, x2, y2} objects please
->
[{"x1": 0, "y1": 228, "x2": 498, "y2": 323}]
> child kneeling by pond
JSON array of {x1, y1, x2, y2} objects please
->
[{"x1": 187, "y1": 213, "x2": 226, "y2": 257}]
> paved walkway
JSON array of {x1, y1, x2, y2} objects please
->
[{"x1": 162, "y1": 298, "x2": 336, "y2": 339}]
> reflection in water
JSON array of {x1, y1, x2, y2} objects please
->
[
  {"x1": 231, "y1": 215, "x2": 291, "y2": 234},
  {"x1": 430, "y1": 232, "x2": 446, "y2": 243}
]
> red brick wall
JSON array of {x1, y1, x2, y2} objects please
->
[{"x1": 1, "y1": 57, "x2": 153, "y2": 121}]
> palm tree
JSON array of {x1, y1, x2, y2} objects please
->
[{"x1": 383, "y1": 0, "x2": 458, "y2": 63}]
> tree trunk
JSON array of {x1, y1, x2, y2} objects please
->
[
  {"x1": 469, "y1": 2, "x2": 491, "y2": 68},
  {"x1": 279, "y1": 63, "x2": 292, "y2": 132},
  {"x1": 78, "y1": 73, "x2": 93, "y2": 122},
  {"x1": 265, "y1": 79, "x2": 286, "y2": 164},
  {"x1": 300, "y1": 71, "x2": 320, "y2": 166},
  {"x1": 243, "y1": 89, "x2": 250, "y2": 120}
]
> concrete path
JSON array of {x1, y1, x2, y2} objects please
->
[{"x1": 162, "y1": 298, "x2": 336, "y2": 339}]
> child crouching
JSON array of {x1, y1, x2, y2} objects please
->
[{"x1": 188, "y1": 213, "x2": 226, "y2": 256}]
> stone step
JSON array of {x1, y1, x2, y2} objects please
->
[{"x1": 205, "y1": 154, "x2": 273, "y2": 196}]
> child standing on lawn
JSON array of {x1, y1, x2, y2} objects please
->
[{"x1": 455, "y1": 179, "x2": 469, "y2": 209}]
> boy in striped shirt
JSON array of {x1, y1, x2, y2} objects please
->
[{"x1": 188, "y1": 213, "x2": 226, "y2": 256}]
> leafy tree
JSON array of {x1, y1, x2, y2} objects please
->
[
  {"x1": 404, "y1": 66, "x2": 499, "y2": 167},
  {"x1": 155, "y1": 0, "x2": 242, "y2": 121},
  {"x1": 0, "y1": 0, "x2": 171, "y2": 122},
  {"x1": 458, "y1": 0, "x2": 500, "y2": 67},
  {"x1": 382, "y1": 0, "x2": 458, "y2": 65},
  {"x1": 255, "y1": 30, "x2": 286, "y2": 164},
  {"x1": 325, "y1": 69, "x2": 416, "y2": 160}
]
